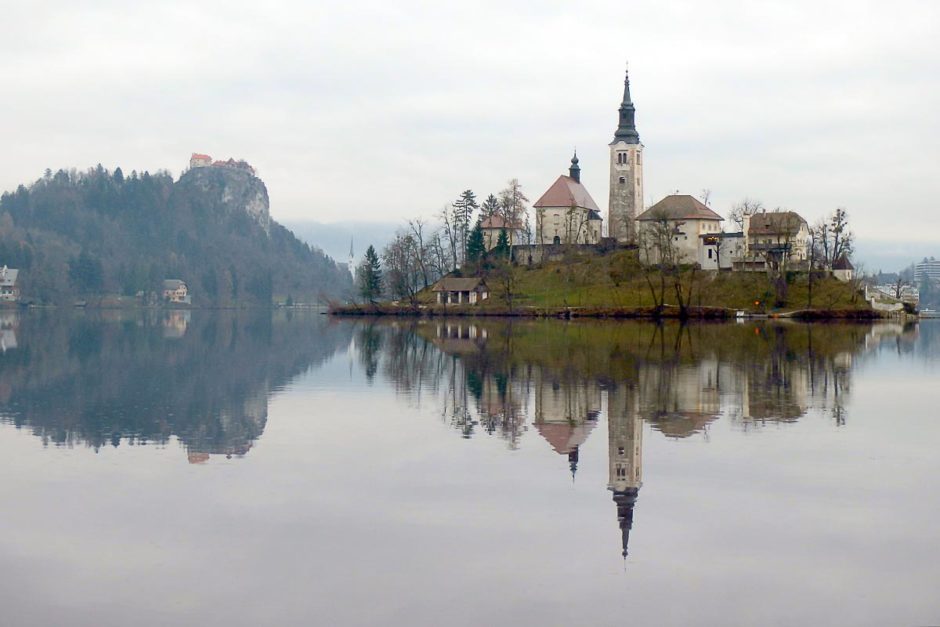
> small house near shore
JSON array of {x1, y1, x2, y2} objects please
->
[
  {"x1": 163, "y1": 279, "x2": 191, "y2": 304},
  {"x1": 0, "y1": 266, "x2": 19, "y2": 302},
  {"x1": 432, "y1": 277, "x2": 489, "y2": 305},
  {"x1": 832, "y1": 256, "x2": 855, "y2": 281}
]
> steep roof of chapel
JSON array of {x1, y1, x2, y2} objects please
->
[
  {"x1": 533, "y1": 175, "x2": 601, "y2": 212},
  {"x1": 636, "y1": 195, "x2": 723, "y2": 222}
]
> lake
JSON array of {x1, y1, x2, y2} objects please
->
[{"x1": 0, "y1": 310, "x2": 938, "y2": 626}]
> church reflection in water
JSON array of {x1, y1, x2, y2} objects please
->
[
  {"x1": 0, "y1": 311, "x2": 922, "y2": 557},
  {"x1": 384, "y1": 318, "x2": 917, "y2": 559}
]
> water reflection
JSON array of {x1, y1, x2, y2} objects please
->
[
  {"x1": 0, "y1": 310, "x2": 352, "y2": 461},
  {"x1": 359, "y1": 318, "x2": 918, "y2": 559}
]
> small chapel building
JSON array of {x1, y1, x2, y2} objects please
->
[{"x1": 534, "y1": 153, "x2": 603, "y2": 246}]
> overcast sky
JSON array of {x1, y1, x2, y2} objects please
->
[{"x1": 2, "y1": 0, "x2": 938, "y2": 245}]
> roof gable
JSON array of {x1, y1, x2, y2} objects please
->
[
  {"x1": 533, "y1": 175, "x2": 600, "y2": 212},
  {"x1": 636, "y1": 195, "x2": 723, "y2": 222},
  {"x1": 432, "y1": 277, "x2": 488, "y2": 292},
  {"x1": 747, "y1": 211, "x2": 808, "y2": 236},
  {"x1": 480, "y1": 215, "x2": 523, "y2": 230}
]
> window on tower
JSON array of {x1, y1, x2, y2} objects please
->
[{"x1": 619, "y1": 176, "x2": 625, "y2": 185}]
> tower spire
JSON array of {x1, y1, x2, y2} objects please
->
[
  {"x1": 568, "y1": 150, "x2": 581, "y2": 183},
  {"x1": 613, "y1": 65, "x2": 640, "y2": 144},
  {"x1": 613, "y1": 488, "x2": 639, "y2": 558}
]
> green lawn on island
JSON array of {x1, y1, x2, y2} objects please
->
[{"x1": 440, "y1": 250, "x2": 867, "y2": 313}]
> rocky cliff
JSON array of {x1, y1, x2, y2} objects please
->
[{"x1": 178, "y1": 166, "x2": 271, "y2": 234}]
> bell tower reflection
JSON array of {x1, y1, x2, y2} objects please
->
[{"x1": 607, "y1": 384, "x2": 643, "y2": 559}]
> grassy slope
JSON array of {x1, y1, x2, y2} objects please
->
[{"x1": 448, "y1": 250, "x2": 867, "y2": 313}]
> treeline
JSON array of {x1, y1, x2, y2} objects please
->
[
  {"x1": 0, "y1": 165, "x2": 352, "y2": 305},
  {"x1": 354, "y1": 180, "x2": 531, "y2": 304},
  {"x1": 0, "y1": 310, "x2": 353, "y2": 452}
]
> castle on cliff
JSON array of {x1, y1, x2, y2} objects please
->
[{"x1": 189, "y1": 153, "x2": 256, "y2": 176}]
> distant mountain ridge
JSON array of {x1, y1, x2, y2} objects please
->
[
  {"x1": 283, "y1": 220, "x2": 401, "y2": 267},
  {"x1": 0, "y1": 165, "x2": 352, "y2": 304}
]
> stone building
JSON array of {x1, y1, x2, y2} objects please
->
[
  {"x1": 608, "y1": 68, "x2": 644, "y2": 243},
  {"x1": 534, "y1": 153, "x2": 603, "y2": 246},
  {"x1": 189, "y1": 153, "x2": 212, "y2": 169}
]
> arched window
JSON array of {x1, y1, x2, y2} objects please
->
[
  {"x1": 618, "y1": 176, "x2": 625, "y2": 184},
  {"x1": 553, "y1": 235, "x2": 561, "y2": 245}
]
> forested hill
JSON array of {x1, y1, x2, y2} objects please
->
[{"x1": 0, "y1": 165, "x2": 352, "y2": 305}]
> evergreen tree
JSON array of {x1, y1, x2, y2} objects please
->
[
  {"x1": 493, "y1": 229, "x2": 510, "y2": 259},
  {"x1": 454, "y1": 189, "x2": 478, "y2": 263},
  {"x1": 466, "y1": 219, "x2": 485, "y2": 268},
  {"x1": 68, "y1": 249, "x2": 104, "y2": 294},
  {"x1": 356, "y1": 245, "x2": 383, "y2": 303},
  {"x1": 481, "y1": 194, "x2": 500, "y2": 219}
]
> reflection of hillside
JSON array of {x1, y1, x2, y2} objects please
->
[{"x1": 0, "y1": 310, "x2": 352, "y2": 461}]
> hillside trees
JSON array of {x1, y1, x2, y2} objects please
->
[{"x1": 0, "y1": 165, "x2": 352, "y2": 304}]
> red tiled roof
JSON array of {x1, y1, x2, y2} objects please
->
[
  {"x1": 747, "y1": 211, "x2": 807, "y2": 236},
  {"x1": 191, "y1": 153, "x2": 211, "y2": 160},
  {"x1": 534, "y1": 421, "x2": 597, "y2": 454},
  {"x1": 533, "y1": 175, "x2": 600, "y2": 212},
  {"x1": 480, "y1": 215, "x2": 523, "y2": 230},
  {"x1": 636, "y1": 195, "x2": 723, "y2": 222}
]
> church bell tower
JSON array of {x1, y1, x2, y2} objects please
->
[
  {"x1": 608, "y1": 66, "x2": 644, "y2": 242},
  {"x1": 608, "y1": 384, "x2": 643, "y2": 559}
]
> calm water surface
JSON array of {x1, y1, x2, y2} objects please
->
[{"x1": 0, "y1": 311, "x2": 938, "y2": 626}]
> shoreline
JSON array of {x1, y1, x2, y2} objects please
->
[{"x1": 328, "y1": 303, "x2": 884, "y2": 321}]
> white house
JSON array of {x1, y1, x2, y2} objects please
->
[
  {"x1": 534, "y1": 153, "x2": 603, "y2": 246},
  {"x1": 832, "y1": 256, "x2": 855, "y2": 282},
  {"x1": 739, "y1": 211, "x2": 810, "y2": 271},
  {"x1": 432, "y1": 277, "x2": 490, "y2": 305},
  {"x1": 699, "y1": 232, "x2": 746, "y2": 270},
  {"x1": 635, "y1": 195, "x2": 723, "y2": 264},
  {"x1": 0, "y1": 266, "x2": 20, "y2": 302},
  {"x1": 162, "y1": 279, "x2": 191, "y2": 304}
]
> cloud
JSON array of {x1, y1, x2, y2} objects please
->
[{"x1": 1, "y1": 0, "x2": 938, "y2": 245}]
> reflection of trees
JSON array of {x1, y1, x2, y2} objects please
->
[
  {"x1": 0, "y1": 310, "x2": 352, "y2": 461},
  {"x1": 365, "y1": 319, "x2": 877, "y2": 443},
  {"x1": 356, "y1": 317, "x2": 885, "y2": 560}
]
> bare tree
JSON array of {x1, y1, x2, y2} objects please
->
[
  {"x1": 893, "y1": 274, "x2": 909, "y2": 299},
  {"x1": 637, "y1": 210, "x2": 679, "y2": 315},
  {"x1": 408, "y1": 217, "x2": 432, "y2": 289},
  {"x1": 438, "y1": 204, "x2": 460, "y2": 272},
  {"x1": 498, "y1": 178, "x2": 529, "y2": 247},
  {"x1": 382, "y1": 233, "x2": 422, "y2": 307},
  {"x1": 813, "y1": 208, "x2": 854, "y2": 270},
  {"x1": 728, "y1": 197, "x2": 764, "y2": 231}
]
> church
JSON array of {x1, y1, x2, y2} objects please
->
[{"x1": 531, "y1": 67, "x2": 645, "y2": 246}]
